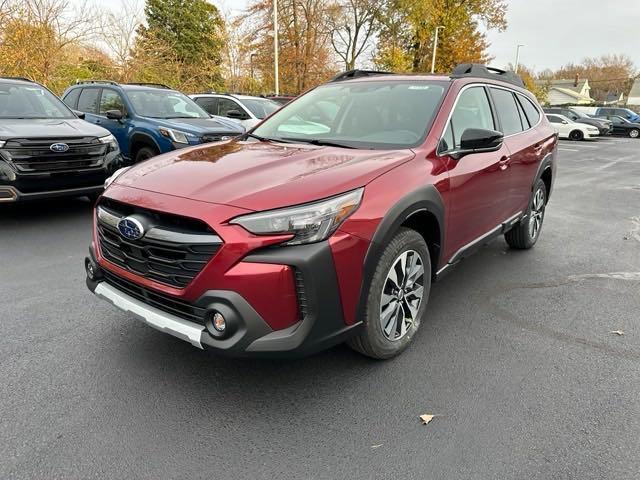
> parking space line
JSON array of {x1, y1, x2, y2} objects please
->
[{"x1": 558, "y1": 148, "x2": 580, "y2": 152}]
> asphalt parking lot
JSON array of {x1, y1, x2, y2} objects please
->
[{"x1": 1, "y1": 137, "x2": 639, "y2": 479}]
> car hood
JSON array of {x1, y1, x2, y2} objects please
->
[
  {"x1": 115, "y1": 140, "x2": 415, "y2": 211},
  {"x1": 145, "y1": 117, "x2": 244, "y2": 134},
  {"x1": 0, "y1": 118, "x2": 111, "y2": 140}
]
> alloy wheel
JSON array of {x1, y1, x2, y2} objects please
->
[
  {"x1": 379, "y1": 250, "x2": 425, "y2": 341},
  {"x1": 529, "y1": 187, "x2": 546, "y2": 239}
]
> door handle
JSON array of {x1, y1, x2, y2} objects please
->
[{"x1": 498, "y1": 156, "x2": 510, "y2": 171}]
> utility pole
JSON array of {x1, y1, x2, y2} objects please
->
[
  {"x1": 431, "y1": 26, "x2": 445, "y2": 74},
  {"x1": 514, "y1": 44, "x2": 525, "y2": 73},
  {"x1": 274, "y1": 0, "x2": 279, "y2": 95}
]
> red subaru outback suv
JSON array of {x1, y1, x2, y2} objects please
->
[{"x1": 85, "y1": 64, "x2": 557, "y2": 359}]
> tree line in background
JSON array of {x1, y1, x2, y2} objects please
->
[{"x1": 0, "y1": 0, "x2": 637, "y2": 101}]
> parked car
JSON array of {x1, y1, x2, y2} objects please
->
[
  {"x1": 190, "y1": 93, "x2": 281, "y2": 129},
  {"x1": 85, "y1": 64, "x2": 557, "y2": 359},
  {"x1": 62, "y1": 81, "x2": 244, "y2": 163},
  {"x1": 0, "y1": 77, "x2": 121, "y2": 203},
  {"x1": 594, "y1": 114, "x2": 640, "y2": 138},
  {"x1": 545, "y1": 113, "x2": 599, "y2": 140},
  {"x1": 593, "y1": 107, "x2": 640, "y2": 123},
  {"x1": 543, "y1": 107, "x2": 612, "y2": 135},
  {"x1": 266, "y1": 95, "x2": 296, "y2": 106}
]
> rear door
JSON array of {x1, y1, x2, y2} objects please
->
[{"x1": 440, "y1": 85, "x2": 513, "y2": 260}]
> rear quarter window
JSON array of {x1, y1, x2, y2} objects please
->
[{"x1": 517, "y1": 94, "x2": 541, "y2": 127}]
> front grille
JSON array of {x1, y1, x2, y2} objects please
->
[
  {"x1": 97, "y1": 198, "x2": 222, "y2": 288},
  {"x1": 102, "y1": 270, "x2": 206, "y2": 324},
  {"x1": 1, "y1": 137, "x2": 107, "y2": 173},
  {"x1": 201, "y1": 133, "x2": 238, "y2": 143},
  {"x1": 295, "y1": 269, "x2": 308, "y2": 320}
]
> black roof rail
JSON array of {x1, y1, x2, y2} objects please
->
[
  {"x1": 125, "y1": 82, "x2": 171, "y2": 89},
  {"x1": 75, "y1": 79, "x2": 119, "y2": 86},
  {"x1": 329, "y1": 69, "x2": 395, "y2": 82},
  {"x1": 451, "y1": 64, "x2": 525, "y2": 88},
  {"x1": 0, "y1": 76, "x2": 34, "y2": 83}
]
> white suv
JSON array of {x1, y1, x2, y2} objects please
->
[{"x1": 190, "y1": 93, "x2": 281, "y2": 129}]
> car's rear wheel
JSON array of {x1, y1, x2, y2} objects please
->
[
  {"x1": 505, "y1": 178, "x2": 547, "y2": 250},
  {"x1": 629, "y1": 128, "x2": 639, "y2": 138},
  {"x1": 348, "y1": 228, "x2": 431, "y2": 359},
  {"x1": 135, "y1": 146, "x2": 158, "y2": 163},
  {"x1": 569, "y1": 130, "x2": 584, "y2": 141}
]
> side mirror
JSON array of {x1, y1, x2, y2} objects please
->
[
  {"x1": 105, "y1": 109, "x2": 124, "y2": 121},
  {"x1": 561, "y1": 120, "x2": 568, "y2": 124},
  {"x1": 226, "y1": 109, "x2": 247, "y2": 120},
  {"x1": 72, "y1": 110, "x2": 86, "y2": 120},
  {"x1": 447, "y1": 128, "x2": 503, "y2": 160}
]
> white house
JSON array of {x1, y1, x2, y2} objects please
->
[
  {"x1": 626, "y1": 79, "x2": 640, "y2": 107},
  {"x1": 537, "y1": 78, "x2": 594, "y2": 105}
]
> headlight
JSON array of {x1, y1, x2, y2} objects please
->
[
  {"x1": 98, "y1": 134, "x2": 119, "y2": 151},
  {"x1": 231, "y1": 188, "x2": 364, "y2": 246},
  {"x1": 0, "y1": 140, "x2": 5, "y2": 148},
  {"x1": 104, "y1": 166, "x2": 131, "y2": 189},
  {"x1": 159, "y1": 127, "x2": 193, "y2": 144}
]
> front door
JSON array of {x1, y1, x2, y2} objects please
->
[
  {"x1": 440, "y1": 85, "x2": 513, "y2": 262},
  {"x1": 98, "y1": 89, "x2": 130, "y2": 158}
]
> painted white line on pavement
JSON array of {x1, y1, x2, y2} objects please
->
[{"x1": 558, "y1": 148, "x2": 580, "y2": 152}]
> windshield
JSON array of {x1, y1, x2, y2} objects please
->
[
  {"x1": 252, "y1": 80, "x2": 448, "y2": 149},
  {"x1": 241, "y1": 98, "x2": 280, "y2": 119},
  {"x1": 127, "y1": 89, "x2": 210, "y2": 119},
  {"x1": 0, "y1": 82, "x2": 75, "y2": 119}
]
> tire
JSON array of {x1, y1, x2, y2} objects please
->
[
  {"x1": 505, "y1": 178, "x2": 547, "y2": 250},
  {"x1": 629, "y1": 129, "x2": 639, "y2": 139},
  {"x1": 135, "y1": 146, "x2": 158, "y2": 163},
  {"x1": 569, "y1": 130, "x2": 584, "y2": 141},
  {"x1": 348, "y1": 228, "x2": 431, "y2": 359}
]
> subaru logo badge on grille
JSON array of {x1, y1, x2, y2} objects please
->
[
  {"x1": 50, "y1": 143, "x2": 69, "y2": 153},
  {"x1": 117, "y1": 217, "x2": 145, "y2": 241}
]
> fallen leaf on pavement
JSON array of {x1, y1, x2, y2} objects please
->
[
  {"x1": 419, "y1": 414, "x2": 435, "y2": 425},
  {"x1": 610, "y1": 330, "x2": 625, "y2": 336}
]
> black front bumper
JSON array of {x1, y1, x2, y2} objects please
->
[
  {"x1": 0, "y1": 152, "x2": 122, "y2": 202},
  {"x1": 86, "y1": 242, "x2": 362, "y2": 358}
]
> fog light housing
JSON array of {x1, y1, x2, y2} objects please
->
[
  {"x1": 212, "y1": 312, "x2": 226, "y2": 332},
  {"x1": 85, "y1": 257, "x2": 102, "y2": 281}
]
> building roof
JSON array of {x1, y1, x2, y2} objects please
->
[
  {"x1": 628, "y1": 79, "x2": 640, "y2": 99},
  {"x1": 535, "y1": 79, "x2": 589, "y2": 94}
]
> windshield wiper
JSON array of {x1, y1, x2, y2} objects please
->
[
  {"x1": 279, "y1": 137, "x2": 357, "y2": 149},
  {"x1": 241, "y1": 132, "x2": 296, "y2": 143}
]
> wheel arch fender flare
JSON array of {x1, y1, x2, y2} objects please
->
[
  {"x1": 533, "y1": 151, "x2": 555, "y2": 197},
  {"x1": 355, "y1": 184, "x2": 445, "y2": 321},
  {"x1": 129, "y1": 131, "x2": 161, "y2": 156}
]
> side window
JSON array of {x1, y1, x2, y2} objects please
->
[
  {"x1": 547, "y1": 115, "x2": 561, "y2": 124},
  {"x1": 490, "y1": 88, "x2": 524, "y2": 135},
  {"x1": 218, "y1": 98, "x2": 247, "y2": 118},
  {"x1": 77, "y1": 88, "x2": 100, "y2": 114},
  {"x1": 443, "y1": 86, "x2": 495, "y2": 151},
  {"x1": 611, "y1": 116, "x2": 623, "y2": 125},
  {"x1": 194, "y1": 97, "x2": 218, "y2": 115},
  {"x1": 99, "y1": 89, "x2": 125, "y2": 115},
  {"x1": 63, "y1": 89, "x2": 81, "y2": 109}
]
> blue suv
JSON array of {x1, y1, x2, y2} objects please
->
[{"x1": 62, "y1": 81, "x2": 244, "y2": 163}]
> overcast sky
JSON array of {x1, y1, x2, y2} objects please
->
[{"x1": 90, "y1": 0, "x2": 640, "y2": 73}]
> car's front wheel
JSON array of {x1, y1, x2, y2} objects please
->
[
  {"x1": 629, "y1": 128, "x2": 639, "y2": 139},
  {"x1": 505, "y1": 178, "x2": 547, "y2": 250},
  {"x1": 135, "y1": 146, "x2": 158, "y2": 163},
  {"x1": 348, "y1": 228, "x2": 431, "y2": 359},
  {"x1": 569, "y1": 130, "x2": 584, "y2": 141}
]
